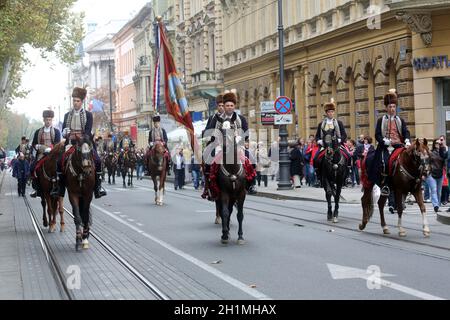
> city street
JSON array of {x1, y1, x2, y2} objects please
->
[{"x1": 2, "y1": 171, "x2": 450, "y2": 300}]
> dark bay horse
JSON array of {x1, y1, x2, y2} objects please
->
[
  {"x1": 119, "y1": 147, "x2": 136, "y2": 188},
  {"x1": 317, "y1": 135, "x2": 348, "y2": 223},
  {"x1": 360, "y1": 139, "x2": 431, "y2": 237},
  {"x1": 64, "y1": 135, "x2": 95, "y2": 250},
  {"x1": 34, "y1": 143, "x2": 65, "y2": 232},
  {"x1": 104, "y1": 151, "x2": 117, "y2": 185},
  {"x1": 145, "y1": 141, "x2": 167, "y2": 206},
  {"x1": 214, "y1": 117, "x2": 247, "y2": 245}
]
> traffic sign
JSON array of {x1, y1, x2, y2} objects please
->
[
  {"x1": 274, "y1": 114, "x2": 293, "y2": 125},
  {"x1": 274, "y1": 96, "x2": 293, "y2": 115}
]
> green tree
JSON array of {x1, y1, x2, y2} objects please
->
[
  {"x1": 0, "y1": 109, "x2": 41, "y2": 150},
  {"x1": 0, "y1": 0, "x2": 84, "y2": 111}
]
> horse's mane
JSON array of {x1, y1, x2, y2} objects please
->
[{"x1": 47, "y1": 142, "x2": 65, "y2": 159}]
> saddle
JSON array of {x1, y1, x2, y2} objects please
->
[
  {"x1": 388, "y1": 147, "x2": 404, "y2": 175},
  {"x1": 315, "y1": 146, "x2": 349, "y2": 167},
  {"x1": 62, "y1": 146, "x2": 76, "y2": 169},
  {"x1": 32, "y1": 156, "x2": 48, "y2": 179}
]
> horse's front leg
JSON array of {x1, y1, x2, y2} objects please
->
[
  {"x1": 70, "y1": 196, "x2": 83, "y2": 251},
  {"x1": 47, "y1": 195, "x2": 56, "y2": 233},
  {"x1": 394, "y1": 189, "x2": 407, "y2": 237},
  {"x1": 324, "y1": 180, "x2": 333, "y2": 221},
  {"x1": 413, "y1": 189, "x2": 430, "y2": 237},
  {"x1": 378, "y1": 194, "x2": 390, "y2": 235},
  {"x1": 58, "y1": 197, "x2": 65, "y2": 232},
  {"x1": 152, "y1": 176, "x2": 158, "y2": 204},
  {"x1": 359, "y1": 187, "x2": 372, "y2": 231},
  {"x1": 220, "y1": 197, "x2": 230, "y2": 244},
  {"x1": 158, "y1": 174, "x2": 164, "y2": 205},
  {"x1": 215, "y1": 200, "x2": 222, "y2": 224},
  {"x1": 236, "y1": 194, "x2": 245, "y2": 245},
  {"x1": 333, "y1": 183, "x2": 342, "y2": 223},
  {"x1": 41, "y1": 196, "x2": 48, "y2": 227}
]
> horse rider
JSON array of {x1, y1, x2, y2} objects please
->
[
  {"x1": 15, "y1": 136, "x2": 28, "y2": 156},
  {"x1": 202, "y1": 91, "x2": 256, "y2": 199},
  {"x1": 313, "y1": 98, "x2": 349, "y2": 182},
  {"x1": 118, "y1": 130, "x2": 134, "y2": 163},
  {"x1": 370, "y1": 89, "x2": 411, "y2": 197},
  {"x1": 201, "y1": 93, "x2": 225, "y2": 199},
  {"x1": 51, "y1": 87, "x2": 107, "y2": 199},
  {"x1": 148, "y1": 114, "x2": 171, "y2": 174},
  {"x1": 104, "y1": 132, "x2": 117, "y2": 153},
  {"x1": 29, "y1": 110, "x2": 61, "y2": 198}
]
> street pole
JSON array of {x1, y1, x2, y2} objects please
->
[
  {"x1": 108, "y1": 62, "x2": 113, "y2": 132},
  {"x1": 277, "y1": 0, "x2": 292, "y2": 190}
]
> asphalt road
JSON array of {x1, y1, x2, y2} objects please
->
[{"x1": 24, "y1": 178, "x2": 450, "y2": 300}]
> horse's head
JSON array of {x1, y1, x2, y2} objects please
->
[
  {"x1": 408, "y1": 138, "x2": 431, "y2": 177},
  {"x1": 323, "y1": 134, "x2": 339, "y2": 159},
  {"x1": 74, "y1": 135, "x2": 94, "y2": 174}
]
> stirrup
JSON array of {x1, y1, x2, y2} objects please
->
[
  {"x1": 380, "y1": 186, "x2": 390, "y2": 196},
  {"x1": 30, "y1": 190, "x2": 37, "y2": 198}
]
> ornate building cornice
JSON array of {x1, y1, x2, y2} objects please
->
[{"x1": 396, "y1": 12, "x2": 432, "y2": 47}]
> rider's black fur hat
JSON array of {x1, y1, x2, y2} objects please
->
[
  {"x1": 324, "y1": 98, "x2": 336, "y2": 112},
  {"x1": 223, "y1": 92, "x2": 237, "y2": 105},
  {"x1": 384, "y1": 88, "x2": 398, "y2": 106},
  {"x1": 42, "y1": 110, "x2": 54, "y2": 118},
  {"x1": 153, "y1": 115, "x2": 161, "y2": 122},
  {"x1": 72, "y1": 87, "x2": 87, "y2": 101}
]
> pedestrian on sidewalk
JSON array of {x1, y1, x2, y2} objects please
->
[
  {"x1": 190, "y1": 154, "x2": 201, "y2": 190},
  {"x1": 173, "y1": 148, "x2": 185, "y2": 190},
  {"x1": 268, "y1": 139, "x2": 279, "y2": 181},
  {"x1": 426, "y1": 138, "x2": 447, "y2": 213},
  {"x1": 12, "y1": 152, "x2": 30, "y2": 197},
  {"x1": 441, "y1": 167, "x2": 449, "y2": 206},
  {"x1": 256, "y1": 141, "x2": 270, "y2": 187},
  {"x1": 290, "y1": 139, "x2": 305, "y2": 189},
  {"x1": 136, "y1": 149, "x2": 145, "y2": 180},
  {"x1": 346, "y1": 139, "x2": 360, "y2": 187}
]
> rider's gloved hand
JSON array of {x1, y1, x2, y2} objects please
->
[
  {"x1": 383, "y1": 138, "x2": 391, "y2": 146},
  {"x1": 62, "y1": 128, "x2": 71, "y2": 137},
  {"x1": 149, "y1": 142, "x2": 154, "y2": 147},
  {"x1": 405, "y1": 139, "x2": 411, "y2": 147},
  {"x1": 338, "y1": 138, "x2": 342, "y2": 144},
  {"x1": 35, "y1": 144, "x2": 41, "y2": 150},
  {"x1": 317, "y1": 140, "x2": 323, "y2": 146}
]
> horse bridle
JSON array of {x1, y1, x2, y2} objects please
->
[
  {"x1": 67, "y1": 140, "x2": 93, "y2": 187},
  {"x1": 398, "y1": 145, "x2": 430, "y2": 187},
  {"x1": 219, "y1": 119, "x2": 244, "y2": 190}
]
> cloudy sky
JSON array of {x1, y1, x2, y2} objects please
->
[{"x1": 11, "y1": 0, "x2": 150, "y2": 123}]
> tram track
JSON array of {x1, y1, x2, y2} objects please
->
[
  {"x1": 23, "y1": 196, "x2": 74, "y2": 300},
  {"x1": 150, "y1": 185, "x2": 450, "y2": 261},
  {"x1": 61, "y1": 207, "x2": 170, "y2": 300}
]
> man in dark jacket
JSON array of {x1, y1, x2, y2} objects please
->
[
  {"x1": 52, "y1": 87, "x2": 106, "y2": 199},
  {"x1": 369, "y1": 89, "x2": 411, "y2": 197},
  {"x1": 13, "y1": 152, "x2": 30, "y2": 196}
]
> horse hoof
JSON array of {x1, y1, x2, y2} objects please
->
[
  {"x1": 237, "y1": 239, "x2": 245, "y2": 245},
  {"x1": 43, "y1": 221, "x2": 48, "y2": 228},
  {"x1": 82, "y1": 239, "x2": 89, "y2": 249},
  {"x1": 383, "y1": 228, "x2": 390, "y2": 235},
  {"x1": 333, "y1": 217, "x2": 338, "y2": 223},
  {"x1": 423, "y1": 231, "x2": 430, "y2": 238},
  {"x1": 399, "y1": 231, "x2": 407, "y2": 237},
  {"x1": 221, "y1": 239, "x2": 229, "y2": 244},
  {"x1": 358, "y1": 224, "x2": 365, "y2": 231},
  {"x1": 214, "y1": 217, "x2": 221, "y2": 224},
  {"x1": 60, "y1": 225, "x2": 65, "y2": 232}
]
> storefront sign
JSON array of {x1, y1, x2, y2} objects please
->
[
  {"x1": 413, "y1": 55, "x2": 450, "y2": 71},
  {"x1": 260, "y1": 101, "x2": 276, "y2": 125}
]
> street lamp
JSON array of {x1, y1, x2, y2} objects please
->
[{"x1": 277, "y1": 0, "x2": 292, "y2": 190}]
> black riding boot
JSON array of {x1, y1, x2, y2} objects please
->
[
  {"x1": 50, "y1": 172, "x2": 65, "y2": 198},
  {"x1": 167, "y1": 160, "x2": 171, "y2": 176},
  {"x1": 94, "y1": 172, "x2": 107, "y2": 199},
  {"x1": 30, "y1": 179, "x2": 38, "y2": 198}
]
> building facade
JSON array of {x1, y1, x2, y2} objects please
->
[
  {"x1": 220, "y1": 0, "x2": 423, "y2": 145},
  {"x1": 113, "y1": 19, "x2": 138, "y2": 139},
  {"x1": 175, "y1": 0, "x2": 224, "y2": 120}
]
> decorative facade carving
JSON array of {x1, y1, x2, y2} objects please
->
[{"x1": 396, "y1": 12, "x2": 432, "y2": 47}]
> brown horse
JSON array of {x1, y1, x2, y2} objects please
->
[
  {"x1": 145, "y1": 141, "x2": 167, "y2": 206},
  {"x1": 360, "y1": 139, "x2": 431, "y2": 237},
  {"x1": 119, "y1": 147, "x2": 136, "y2": 188},
  {"x1": 34, "y1": 143, "x2": 65, "y2": 232},
  {"x1": 64, "y1": 135, "x2": 95, "y2": 250},
  {"x1": 104, "y1": 151, "x2": 117, "y2": 185}
]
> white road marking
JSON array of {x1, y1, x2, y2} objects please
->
[
  {"x1": 136, "y1": 223, "x2": 144, "y2": 227},
  {"x1": 91, "y1": 203, "x2": 271, "y2": 300},
  {"x1": 327, "y1": 263, "x2": 444, "y2": 300},
  {"x1": 196, "y1": 210, "x2": 216, "y2": 213}
]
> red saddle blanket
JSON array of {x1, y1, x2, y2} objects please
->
[
  {"x1": 32, "y1": 156, "x2": 48, "y2": 179},
  {"x1": 316, "y1": 147, "x2": 350, "y2": 162},
  {"x1": 209, "y1": 151, "x2": 256, "y2": 199},
  {"x1": 388, "y1": 147, "x2": 404, "y2": 175}
]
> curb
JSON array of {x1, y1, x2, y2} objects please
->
[
  {"x1": 250, "y1": 190, "x2": 360, "y2": 204},
  {"x1": 436, "y1": 212, "x2": 450, "y2": 225}
]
